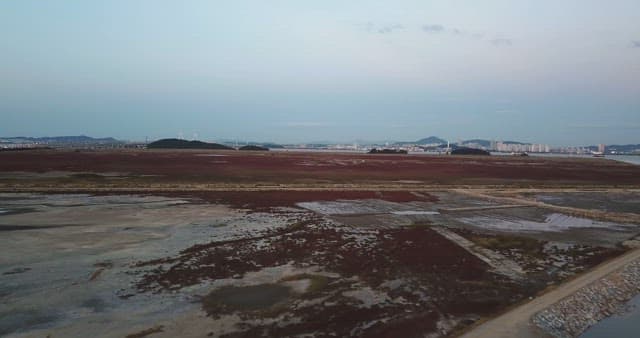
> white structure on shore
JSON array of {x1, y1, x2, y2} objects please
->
[{"x1": 496, "y1": 141, "x2": 550, "y2": 153}]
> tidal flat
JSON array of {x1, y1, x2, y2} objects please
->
[{"x1": 1, "y1": 188, "x2": 637, "y2": 337}]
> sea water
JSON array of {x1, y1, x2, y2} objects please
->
[{"x1": 581, "y1": 294, "x2": 640, "y2": 338}]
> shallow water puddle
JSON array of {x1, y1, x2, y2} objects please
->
[
  {"x1": 459, "y1": 213, "x2": 633, "y2": 232},
  {"x1": 202, "y1": 284, "x2": 291, "y2": 314}
]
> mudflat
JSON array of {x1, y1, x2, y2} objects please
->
[{"x1": 1, "y1": 150, "x2": 639, "y2": 337}]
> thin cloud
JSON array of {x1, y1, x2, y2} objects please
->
[
  {"x1": 420, "y1": 25, "x2": 500, "y2": 43},
  {"x1": 369, "y1": 22, "x2": 511, "y2": 46},
  {"x1": 362, "y1": 22, "x2": 404, "y2": 34},
  {"x1": 494, "y1": 109, "x2": 520, "y2": 115},
  {"x1": 422, "y1": 24, "x2": 444, "y2": 33},
  {"x1": 377, "y1": 23, "x2": 404, "y2": 34},
  {"x1": 447, "y1": 27, "x2": 475, "y2": 37},
  {"x1": 632, "y1": 40, "x2": 640, "y2": 48},
  {"x1": 490, "y1": 38, "x2": 513, "y2": 47}
]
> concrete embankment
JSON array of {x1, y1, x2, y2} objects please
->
[
  {"x1": 460, "y1": 248, "x2": 640, "y2": 338},
  {"x1": 533, "y1": 259, "x2": 640, "y2": 337}
]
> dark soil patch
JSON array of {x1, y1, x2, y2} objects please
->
[
  {"x1": 0, "y1": 310, "x2": 58, "y2": 336},
  {"x1": 0, "y1": 208, "x2": 36, "y2": 216},
  {"x1": 94, "y1": 261, "x2": 114, "y2": 269},
  {"x1": 125, "y1": 325, "x2": 164, "y2": 338},
  {"x1": 0, "y1": 224, "x2": 77, "y2": 231},
  {"x1": 202, "y1": 284, "x2": 291, "y2": 315},
  {"x1": 3, "y1": 267, "x2": 31, "y2": 275},
  {"x1": 89, "y1": 268, "x2": 106, "y2": 282},
  {"x1": 81, "y1": 297, "x2": 108, "y2": 312}
]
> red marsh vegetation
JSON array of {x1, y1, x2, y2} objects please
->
[{"x1": 1, "y1": 149, "x2": 639, "y2": 185}]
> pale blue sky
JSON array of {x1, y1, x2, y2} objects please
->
[{"x1": 1, "y1": 1, "x2": 639, "y2": 145}]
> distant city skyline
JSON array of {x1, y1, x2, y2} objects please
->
[
  {"x1": 1, "y1": 1, "x2": 639, "y2": 146},
  {"x1": 2, "y1": 134, "x2": 636, "y2": 151}
]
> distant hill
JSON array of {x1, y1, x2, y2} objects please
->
[
  {"x1": 147, "y1": 138, "x2": 234, "y2": 150},
  {"x1": 392, "y1": 141, "x2": 416, "y2": 146},
  {"x1": 239, "y1": 145, "x2": 269, "y2": 151},
  {"x1": 258, "y1": 143, "x2": 284, "y2": 149},
  {"x1": 416, "y1": 136, "x2": 447, "y2": 145},
  {"x1": 501, "y1": 140, "x2": 529, "y2": 145}
]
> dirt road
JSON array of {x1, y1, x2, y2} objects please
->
[{"x1": 460, "y1": 247, "x2": 640, "y2": 338}]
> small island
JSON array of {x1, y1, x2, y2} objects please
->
[
  {"x1": 368, "y1": 148, "x2": 408, "y2": 154},
  {"x1": 451, "y1": 147, "x2": 491, "y2": 156},
  {"x1": 146, "y1": 138, "x2": 234, "y2": 150},
  {"x1": 239, "y1": 145, "x2": 269, "y2": 151}
]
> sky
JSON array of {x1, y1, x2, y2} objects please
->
[{"x1": 1, "y1": 0, "x2": 639, "y2": 146}]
